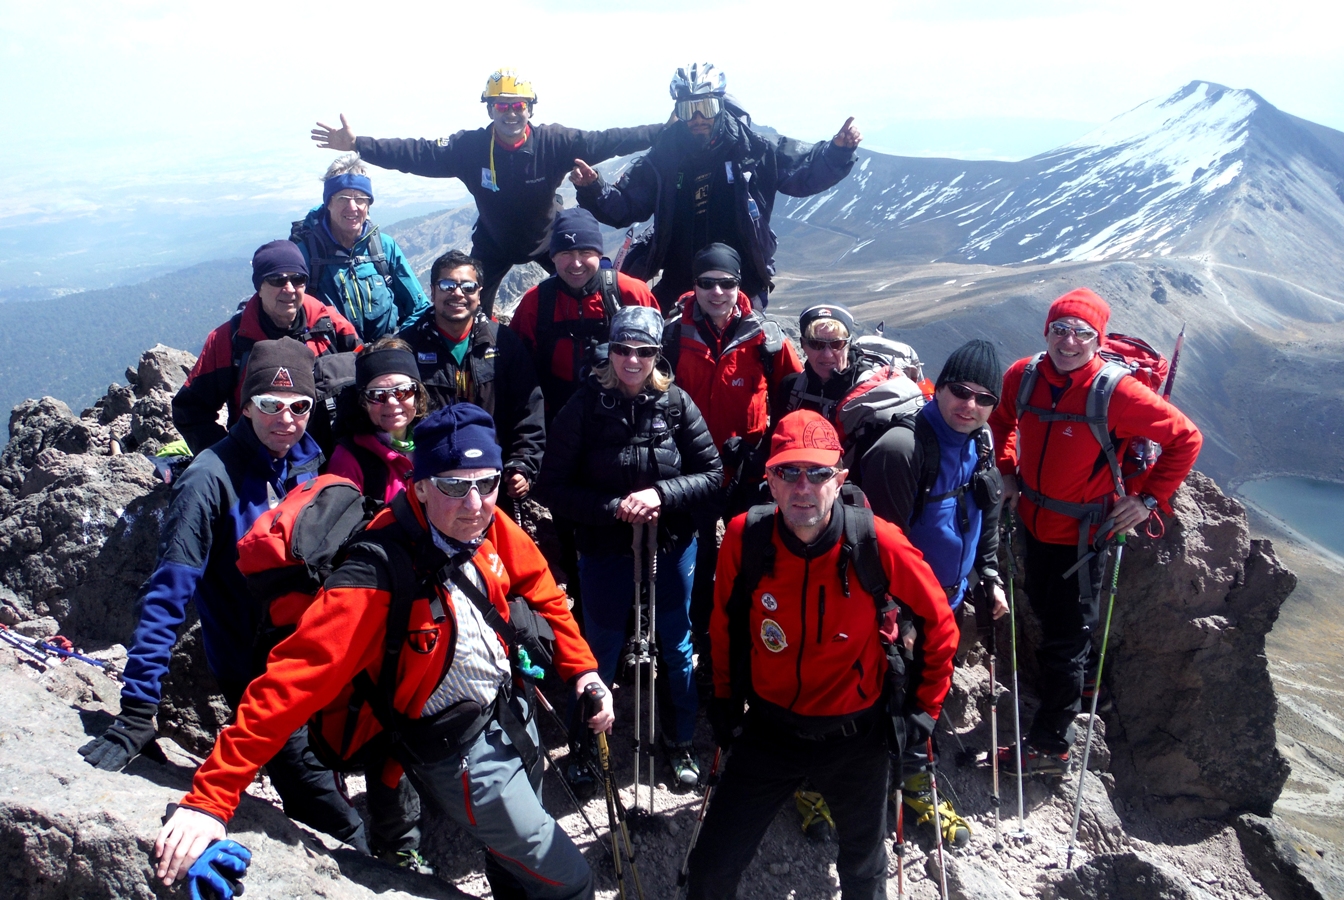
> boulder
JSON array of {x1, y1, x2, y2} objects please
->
[
  {"x1": 1050, "y1": 851, "x2": 1219, "y2": 900},
  {"x1": 1234, "y1": 814, "x2": 1344, "y2": 900}
]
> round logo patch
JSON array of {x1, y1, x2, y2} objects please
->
[
  {"x1": 760, "y1": 618, "x2": 788, "y2": 653},
  {"x1": 463, "y1": 448, "x2": 484, "y2": 458},
  {"x1": 760, "y1": 592, "x2": 778, "y2": 612}
]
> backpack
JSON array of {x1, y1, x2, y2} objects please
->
[
  {"x1": 908, "y1": 416, "x2": 1002, "y2": 526},
  {"x1": 333, "y1": 435, "x2": 390, "y2": 503},
  {"x1": 532, "y1": 260, "x2": 626, "y2": 412},
  {"x1": 290, "y1": 220, "x2": 393, "y2": 292},
  {"x1": 660, "y1": 303, "x2": 782, "y2": 383}
]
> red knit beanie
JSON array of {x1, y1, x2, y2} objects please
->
[{"x1": 1045, "y1": 288, "x2": 1110, "y2": 337}]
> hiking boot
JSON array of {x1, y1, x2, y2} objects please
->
[
  {"x1": 1082, "y1": 678, "x2": 1114, "y2": 714},
  {"x1": 667, "y1": 742, "x2": 701, "y2": 788},
  {"x1": 377, "y1": 848, "x2": 436, "y2": 876},
  {"x1": 997, "y1": 742, "x2": 1070, "y2": 777},
  {"x1": 795, "y1": 789, "x2": 835, "y2": 842},
  {"x1": 901, "y1": 772, "x2": 971, "y2": 848}
]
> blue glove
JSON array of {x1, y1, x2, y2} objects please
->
[{"x1": 187, "y1": 839, "x2": 251, "y2": 900}]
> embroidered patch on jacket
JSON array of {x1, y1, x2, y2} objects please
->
[
  {"x1": 760, "y1": 592, "x2": 778, "y2": 612},
  {"x1": 760, "y1": 618, "x2": 787, "y2": 652},
  {"x1": 407, "y1": 628, "x2": 439, "y2": 655},
  {"x1": 417, "y1": 352, "x2": 437, "y2": 364},
  {"x1": 270, "y1": 367, "x2": 295, "y2": 389}
]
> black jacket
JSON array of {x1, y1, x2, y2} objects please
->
[
  {"x1": 536, "y1": 374, "x2": 723, "y2": 554},
  {"x1": 401, "y1": 311, "x2": 546, "y2": 481},
  {"x1": 576, "y1": 115, "x2": 856, "y2": 300},
  {"x1": 355, "y1": 122, "x2": 662, "y2": 263}
]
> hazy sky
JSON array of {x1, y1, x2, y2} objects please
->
[{"x1": 4, "y1": 0, "x2": 1342, "y2": 217}]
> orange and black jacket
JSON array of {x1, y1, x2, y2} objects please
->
[
  {"x1": 989, "y1": 352, "x2": 1203, "y2": 546},
  {"x1": 178, "y1": 492, "x2": 596, "y2": 824},
  {"x1": 709, "y1": 501, "x2": 957, "y2": 728}
]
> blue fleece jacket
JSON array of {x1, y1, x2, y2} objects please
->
[
  {"x1": 120, "y1": 419, "x2": 323, "y2": 705},
  {"x1": 906, "y1": 402, "x2": 982, "y2": 610}
]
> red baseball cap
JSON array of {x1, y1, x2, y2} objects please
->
[{"x1": 766, "y1": 410, "x2": 843, "y2": 468}]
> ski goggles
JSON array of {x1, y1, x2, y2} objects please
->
[
  {"x1": 490, "y1": 100, "x2": 529, "y2": 113},
  {"x1": 609, "y1": 342, "x2": 659, "y2": 359},
  {"x1": 362, "y1": 384, "x2": 418, "y2": 405},
  {"x1": 769, "y1": 465, "x2": 841, "y2": 485},
  {"x1": 261, "y1": 273, "x2": 308, "y2": 289},
  {"x1": 429, "y1": 472, "x2": 502, "y2": 498},
  {"x1": 434, "y1": 278, "x2": 481, "y2": 294},
  {"x1": 675, "y1": 97, "x2": 721, "y2": 120},
  {"x1": 695, "y1": 276, "x2": 739, "y2": 291},
  {"x1": 1048, "y1": 321, "x2": 1098, "y2": 342},
  {"x1": 946, "y1": 382, "x2": 999, "y2": 407},
  {"x1": 803, "y1": 338, "x2": 848, "y2": 352},
  {"x1": 250, "y1": 395, "x2": 314, "y2": 416}
]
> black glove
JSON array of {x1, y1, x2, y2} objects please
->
[
  {"x1": 902, "y1": 711, "x2": 935, "y2": 752},
  {"x1": 79, "y1": 698, "x2": 160, "y2": 771},
  {"x1": 708, "y1": 696, "x2": 745, "y2": 749}
]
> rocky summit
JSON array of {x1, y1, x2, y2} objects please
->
[{"x1": 2, "y1": 349, "x2": 1342, "y2": 899}]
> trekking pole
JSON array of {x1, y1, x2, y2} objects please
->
[
  {"x1": 979, "y1": 584, "x2": 1003, "y2": 851},
  {"x1": 677, "y1": 746, "x2": 722, "y2": 886},
  {"x1": 644, "y1": 520, "x2": 658, "y2": 815},
  {"x1": 589, "y1": 686, "x2": 648, "y2": 900},
  {"x1": 1003, "y1": 514, "x2": 1028, "y2": 839},
  {"x1": 927, "y1": 737, "x2": 950, "y2": 900},
  {"x1": 631, "y1": 523, "x2": 646, "y2": 815},
  {"x1": 529, "y1": 688, "x2": 614, "y2": 863},
  {"x1": 1065, "y1": 534, "x2": 1125, "y2": 870},
  {"x1": 894, "y1": 779, "x2": 905, "y2": 897}
]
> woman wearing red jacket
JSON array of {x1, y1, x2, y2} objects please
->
[{"x1": 155, "y1": 404, "x2": 613, "y2": 900}]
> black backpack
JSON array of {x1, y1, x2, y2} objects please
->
[
  {"x1": 908, "y1": 418, "x2": 1003, "y2": 526},
  {"x1": 532, "y1": 263, "x2": 623, "y2": 409},
  {"x1": 290, "y1": 220, "x2": 393, "y2": 291}
]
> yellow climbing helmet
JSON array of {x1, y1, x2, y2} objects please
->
[{"x1": 482, "y1": 68, "x2": 537, "y2": 104}]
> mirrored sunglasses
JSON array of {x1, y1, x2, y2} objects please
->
[
  {"x1": 363, "y1": 385, "x2": 418, "y2": 405},
  {"x1": 946, "y1": 382, "x2": 999, "y2": 408},
  {"x1": 251, "y1": 395, "x2": 314, "y2": 416},
  {"x1": 803, "y1": 338, "x2": 848, "y2": 352},
  {"x1": 675, "y1": 97, "x2": 722, "y2": 120},
  {"x1": 262, "y1": 273, "x2": 308, "y2": 289},
  {"x1": 695, "y1": 276, "x2": 739, "y2": 291},
  {"x1": 430, "y1": 472, "x2": 502, "y2": 498},
  {"x1": 491, "y1": 100, "x2": 528, "y2": 112},
  {"x1": 769, "y1": 465, "x2": 840, "y2": 485},
  {"x1": 1048, "y1": 322, "x2": 1098, "y2": 342},
  {"x1": 610, "y1": 342, "x2": 659, "y2": 359},
  {"x1": 435, "y1": 278, "x2": 481, "y2": 294}
]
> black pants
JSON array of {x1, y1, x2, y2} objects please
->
[
  {"x1": 475, "y1": 246, "x2": 555, "y2": 318},
  {"x1": 1022, "y1": 531, "x2": 1104, "y2": 754},
  {"x1": 686, "y1": 711, "x2": 888, "y2": 900}
]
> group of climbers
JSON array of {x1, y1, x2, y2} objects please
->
[{"x1": 79, "y1": 62, "x2": 1204, "y2": 900}]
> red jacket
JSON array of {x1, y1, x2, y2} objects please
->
[
  {"x1": 172, "y1": 294, "x2": 359, "y2": 454},
  {"x1": 178, "y1": 494, "x2": 596, "y2": 823},
  {"x1": 508, "y1": 271, "x2": 658, "y2": 385},
  {"x1": 989, "y1": 353, "x2": 1203, "y2": 545},
  {"x1": 709, "y1": 507, "x2": 957, "y2": 721},
  {"x1": 669, "y1": 292, "x2": 802, "y2": 449}
]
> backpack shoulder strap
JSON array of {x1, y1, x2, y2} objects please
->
[
  {"x1": 754, "y1": 313, "x2": 780, "y2": 381},
  {"x1": 839, "y1": 501, "x2": 892, "y2": 618},
  {"x1": 662, "y1": 319, "x2": 683, "y2": 374},
  {"x1": 532, "y1": 277, "x2": 562, "y2": 372},
  {"x1": 1087, "y1": 360, "x2": 1131, "y2": 491},
  {"x1": 598, "y1": 264, "x2": 621, "y2": 319},
  {"x1": 909, "y1": 413, "x2": 942, "y2": 524},
  {"x1": 365, "y1": 224, "x2": 391, "y2": 280},
  {"x1": 339, "y1": 437, "x2": 389, "y2": 503},
  {"x1": 726, "y1": 504, "x2": 778, "y2": 699},
  {"x1": 1015, "y1": 352, "x2": 1045, "y2": 414}
]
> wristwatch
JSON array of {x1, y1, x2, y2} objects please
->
[{"x1": 1139, "y1": 493, "x2": 1159, "y2": 512}]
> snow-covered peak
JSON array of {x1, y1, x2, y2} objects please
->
[{"x1": 1066, "y1": 81, "x2": 1257, "y2": 157}]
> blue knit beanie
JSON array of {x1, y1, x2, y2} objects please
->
[
  {"x1": 322, "y1": 172, "x2": 374, "y2": 206},
  {"x1": 251, "y1": 240, "x2": 310, "y2": 291},
  {"x1": 549, "y1": 207, "x2": 604, "y2": 257},
  {"x1": 413, "y1": 403, "x2": 504, "y2": 479}
]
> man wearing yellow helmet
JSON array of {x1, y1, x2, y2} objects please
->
[{"x1": 313, "y1": 69, "x2": 663, "y2": 317}]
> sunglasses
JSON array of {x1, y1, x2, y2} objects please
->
[
  {"x1": 435, "y1": 278, "x2": 481, "y2": 294},
  {"x1": 610, "y1": 342, "x2": 659, "y2": 359},
  {"x1": 695, "y1": 276, "x2": 739, "y2": 291},
  {"x1": 1048, "y1": 322, "x2": 1098, "y2": 342},
  {"x1": 946, "y1": 382, "x2": 999, "y2": 407},
  {"x1": 675, "y1": 97, "x2": 722, "y2": 120},
  {"x1": 769, "y1": 465, "x2": 840, "y2": 485},
  {"x1": 330, "y1": 193, "x2": 371, "y2": 208},
  {"x1": 363, "y1": 385, "x2": 418, "y2": 405},
  {"x1": 250, "y1": 395, "x2": 314, "y2": 416},
  {"x1": 262, "y1": 273, "x2": 308, "y2": 289},
  {"x1": 491, "y1": 100, "x2": 529, "y2": 112},
  {"x1": 430, "y1": 472, "x2": 502, "y2": 498},
  {"x1": 803, "y1": 338, "x2": 848, "y2": 352}
]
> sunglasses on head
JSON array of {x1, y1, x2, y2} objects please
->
[
  {"x1": 251, "y1": 395, "x2": 314, "y2": 416},
  {"x1": 262, "y1": 273, "x2": 308, "y2": 289},
  {"x1": 695, "y1": 276, "x2": 739, "y2": 291},
  {"x1": 491, "y1": 100, "x2": 528, "y2": 112},
  {"x1": 609, "y1": 342, "x2": 659, "y2": 359},
  {"x1": 946, "y1": 382, "x2": 999, "y2": 408},
  {"x1": 429, "y1": 472, "x2": 502, "y2": 498},
  {"x1": 435, "y1": 278, "x2": 481, "y2": 294},
  {"x1": 363, "y1": 384, "x2": 418, "y2": 405},
  {"x1": 769, "y1": 465, "x2": 840, "y2": 485},
  {"x1": 803, "y1": 338, "x2": 848, "y2": 352},
  {"x1": 1048, "y1": 321, "x2": 1098, "y2": 342}
]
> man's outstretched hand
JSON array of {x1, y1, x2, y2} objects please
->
[
  {"x1": 833, "y1": 117, "x2": 862, "y2": 149},
  {"x1": 312, "y1": 114, "x2": 356, "y2": 151}
]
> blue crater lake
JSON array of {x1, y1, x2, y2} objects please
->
[{"x1": 1236, "y1": 476, "x2": 1344, "y2": 560}]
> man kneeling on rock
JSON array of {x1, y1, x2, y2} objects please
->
[
  {"x1": 154, "y1": 403, "x2": 615, "y2": 900},
  {"x1": 686, "y1": 410, "x2": 958, "y2": 899}
]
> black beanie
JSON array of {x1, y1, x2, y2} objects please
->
[
  {"x1": 549, "y1": 208, "x2": 604, "y2": 257},
  {"x1": 251, "y1": 240, "x2": 309, "y2": 291},
  {"x1": 241, "y1": 337, "x2": 316, "y2": 401},
  {"x1": 936, "y1": 340, "x2": 1003, "y2": 395},
  {"x1": 693, "y1": 243, "x2": 742, "y2": 279},
  {"x1": 355, "y1": 346, "x2": 420, "y2": 390}
]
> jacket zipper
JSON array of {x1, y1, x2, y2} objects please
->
[
  {"x1": 1031, "y1": 376, "x2": 1069, "y2": 534},
  {"x1": 789, "y1": 559, "x2": 811, "y2": 710},
  {"x1": 816, "y1": 585, "x2": 826, "y2": 644}
]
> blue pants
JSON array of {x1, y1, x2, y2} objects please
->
[{"x1": 578, "y1": 538, "x2": 698, "y2": 744}]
